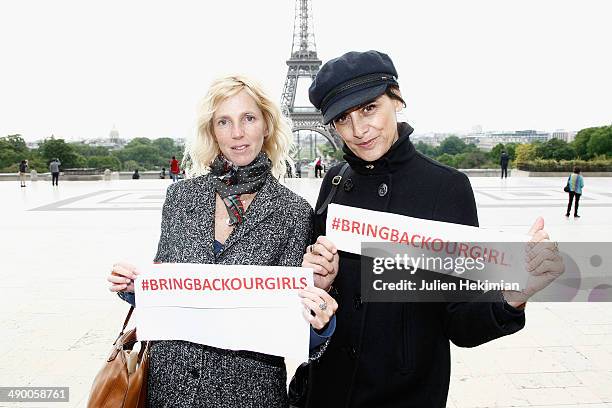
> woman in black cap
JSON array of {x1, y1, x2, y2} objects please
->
[{"x1": 299, "y1": 50, "x2": 564, "y2": 408}]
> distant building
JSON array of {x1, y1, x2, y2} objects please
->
[
  {"x1": 415, "y1": 129, "x2": 569, "y2": 151},
  {"x1": 86, "y1": 126, "x2": 127, "y2": 150},
  {"x1": 411, "y1": 133, "x2": 453, "y2": 147},
  {"x1": 551, "y1": 130, "x2": 577, "y2": 143},
  {"x1": 461, "y1": 130, "x2": 551, "y2": 151}
]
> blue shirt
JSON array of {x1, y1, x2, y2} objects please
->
[{"x1": 568, "y1": 173, "x2": 584, "y2": 194}]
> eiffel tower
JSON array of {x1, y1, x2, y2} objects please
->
[{"x1": 280, "y1": 0, "x2": 342, "y2": 156}]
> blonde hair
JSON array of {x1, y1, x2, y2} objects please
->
[{"x1": 183, "y1": 75, "x2": 293, "y2": 178}]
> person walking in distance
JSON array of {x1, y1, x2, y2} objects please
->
[
  {"x1": 500, "y1": 150, "x2": 509, "y2": 179},
  {"x1": 19, "y1": 160, "x2": 28, "y2": 187},
  {"x1": 170, "y1": 156, "x2": 180, "y2": 182},
  {"x1": 314, "y1": 157, "x2": 323, "y2": 178},
  {"x1": 565, "y1": 166, "x2": 584, "y2": 218},
  {"x1": 49, "y1": 158, "x2": 61, "y2": 186}
]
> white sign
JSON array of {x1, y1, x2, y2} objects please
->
[
  {"x1": 327, "y1": 203, "x2": 530, "y2": 288},
  {"x1": 134, "y1": 263, "x2": 313, "y2": 363}
]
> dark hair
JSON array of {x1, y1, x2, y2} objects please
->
[
  {"x1": 385, "y1": 85, "x2": 406, "y2": 108},
  {"x1": 330, "y1": 85, "x2": 406, "y2": 128},
  {"x1": 573, "y1": 166, "x2": 581, "y2": 174},
  {"x1": 172, "y1": 156, "x2": 176, "y2": 159}
]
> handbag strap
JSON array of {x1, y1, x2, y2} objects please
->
[
  {"x1": 316, "y1": 163, "x2": 350, "y2": 216},
  {"x1": 120, "y1": 306, "x2": 135, "y2": 335}
]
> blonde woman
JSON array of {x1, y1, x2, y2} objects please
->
[{"x1": 107, "y1": 75, "x2": 337, "y2": 407}]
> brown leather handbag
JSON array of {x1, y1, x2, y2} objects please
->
[{"x1": 87, "y1": 306, "x2": 149, "y2": 408}]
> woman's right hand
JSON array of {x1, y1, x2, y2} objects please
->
[
  {"x1": 107, "y1": 262, "x2": 140, "y2": 293},
  {"x1": 302, "y1": 236, "x2": 339, "y2": 292}
]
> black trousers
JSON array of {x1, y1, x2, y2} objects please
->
[
  {"x1": 52, "y1": 172, "x2": 59, "y2": 185},
  {"x1": 566, "y1": 191, "x2": 581, "y2": 216},
  {"x1": 315, "y1": 166, "x2": 322, "y2": 178},
  {"x1": 501, "y1": 166, "x2": 508, "y2": 178}
]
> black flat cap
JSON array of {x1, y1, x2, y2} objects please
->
[{"x1": 309, "y1": 50, "x2": 398, "y2": 124}]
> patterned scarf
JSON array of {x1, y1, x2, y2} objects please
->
[{"x1": 209, "y1": 152, "x2": 271, "y2": 226}]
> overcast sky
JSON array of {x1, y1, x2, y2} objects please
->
[{"x1": 1, "y1": 0, "x2": 611, "y2": 142}]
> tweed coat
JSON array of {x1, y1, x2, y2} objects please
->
[{"x1": 144, "y1": 172, "x2": 315, "y2": 408}]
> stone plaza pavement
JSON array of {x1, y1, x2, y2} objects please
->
[{"x1": 1, "y1": 175, "x2": 612, "y2": 408}]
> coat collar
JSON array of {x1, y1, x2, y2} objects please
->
[
  {"x1": 343, "y1": 122, "x2": 417, "y2": 175},
  {"x1": 191, "y1": 172, "x2": 283, "y2": 257}
]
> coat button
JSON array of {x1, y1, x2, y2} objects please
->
[
  {"x1": 343, "y1": 178, "x2": 354, "y2": 192},
  {"x1": 190, "y1": 369, "x2": 200, "y2": 379},
  {"x1": 378, "y1": 183, "x2": 388, "y2": 197},
  {"x1": 349, "y1": 347, "x2": 357, "y2": 359}
]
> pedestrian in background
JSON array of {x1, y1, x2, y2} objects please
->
[
  {"x1": 18, "y1": 159, "x2": 28, "y2": 187},
  {"x1": 500, "y1": 150, "x2": 509, "y2": 178},
  {"x1": 314, "y1": 157, "x2": 323, "y2": 178},
  {"x1": 132, "y1": 169, "x2": 140, "y2": 180},
  {"x1": 565, "y1": 166, "x2": 584, "y2": 218},
  {"x1": 170, "y1": 156, "x2": 180, "y2": 182},
  {"x1": 49, "y1": 158, "x2": 61, "y2": 186},
  {"x1": 160, "y1": 167, "x2": 166, "y2": 179}
]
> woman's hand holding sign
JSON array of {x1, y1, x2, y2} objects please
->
[
  {"x1": 303, "y1": 236, "x2": 339, "y2": 292},
  {"x1": 299, "y1": 286, "x2": 338, "y2": 330},
  {"x1": 107, "y1": 261, "x2": 140, "y2": 293},
  {"x1": 503, "y1": 217, "x2": 565, "y2": 307}
]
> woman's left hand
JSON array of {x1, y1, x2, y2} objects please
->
[
  {"x1": 503, "y1": 217, "x2": 565, "y2": 306},
  {"x1": 298, "y1": 286, "x2": 338, "y2": 330}
]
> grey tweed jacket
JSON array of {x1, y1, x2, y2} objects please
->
[{"x1": 146, "y1": 172, "x2": 315, "y2": 408}]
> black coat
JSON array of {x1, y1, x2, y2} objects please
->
[
  {"x1": 500, "y1": 152, "x2": 510, "y2": 167},
  {"x1": 306, "y1": 123, "x2": 525, "y2": 408}
]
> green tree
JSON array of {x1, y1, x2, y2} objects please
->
[
  {"x1": 489, "y1": 143, "x2": 506, "y2": 162},
  {"x1": 152, "y1": 137, "x2": 175, "y2": 153},
  {"x1": 573, "y1": 127, "x2": 597, "y2": 158},
  {"x1": 122, "y1": 160, "x2": 140, "y2": 171},
  {"x1": 153, "y1": 138, "x2": 184, "y2": 163},
  {"x1": 114, "y1": 144, "x2": 163, "y2": 170},
  {"x1": 414, "y1": 141, "x2": 437, "y2": 157},
  {"x1": 535, "y1": 138, "x2": 576, "y2": 161},
  {"x1": 0, "y1": 134, "x2": 29, "y2": 170},
  {"x1": 71, "y1": 143, "x2": 111, "y2": 157},
  {"x1": 455, "y1": 151, "x2": 489, "y2": 168},
  {"x1": 514, "y1": 143, "x2": 536, "y2": 165},
  {"x1": 87, "y1": 156, "x2": 121, "y2": 170},
  {"x1": 586, "y1": 126, "x2": 612, "y2": 157},
  {"x1": 505, "y1": 143, "x2": 518, "y2": 161},
  {"x1": 436, "y1": 153, "x2": 457, "y2": 168},
  {"x1": 438, "y1": 136, "x2": 466, "y2": 156},
  {"x1": 126, "y1": 137, "x2": 152, "y2": 148},
  {"x1": 38, "y1": 137, "x2": 84, "y2": 168}
]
